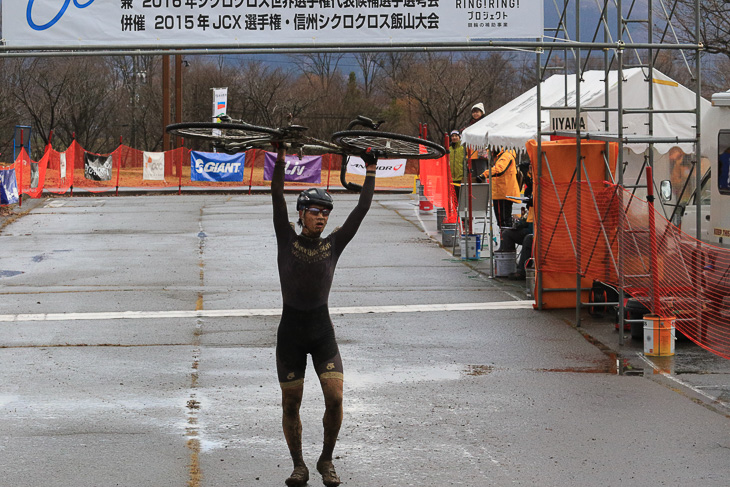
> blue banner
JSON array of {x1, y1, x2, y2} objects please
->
[
  {"x1": 191, "y1": 151, "x2": 245, "y2": 182},
  {"x1": 0, "y1": 168, "x2": 19, "y2": 205}
]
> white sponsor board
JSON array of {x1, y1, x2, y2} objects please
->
[
  {"x1": 59, "y1": 152, "x2": 67, "y2": 180},
  {"x1": 3, "y1": 0, "x2": 544, "y2": 47},
  {"x1": 549, "y1": 108, "x2": 587, "y2": 132},
  {"x1": 143, "y1": 151, "x2": 165, "y2": 181},
  {"x1": 347, "y1": 156, "x2": 407, "y2": 178}
]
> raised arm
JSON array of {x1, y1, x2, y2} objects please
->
[
  {"x1": 335, "y1": 153, "x2": 377, "y2": 247},
  {"x1": 271, "y1": 144, "x2": 292, "y2": 239}
]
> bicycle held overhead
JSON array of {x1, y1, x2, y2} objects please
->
[{"x1": 166, "y1": 115, "x2": 446, "y2": 192}]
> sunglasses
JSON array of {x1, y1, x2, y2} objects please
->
[{"x1": 306, "y1": 208, "x2": 331, "y2": 217}]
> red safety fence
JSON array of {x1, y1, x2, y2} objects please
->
[
  {"x1": 2, "y1": 140, "x2": 416, "y2": 200},
  {"x1": 538, "y1": 178, "x2": 730, "y2": 360},
  {"x1": 419, "y1": 154, "x2": 458, "y2": 224}
]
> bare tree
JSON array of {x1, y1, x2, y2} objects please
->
[
  {"x1": 0, "y1": 59, "x2": 22, "y2": 161},
  {"x1": 290, "y1": 53, "x2": 345, "y2": 93},
  {"x1": 8, "y1": 58, "x2": 74, "y2": 157},
  {"x1": 236, "y1": 60, "x2": 294, "y2": 127},
  {"x1": 671, "y1": 1, "x2": 730, "y2": 61},
  {"x1": 381, "y1": 52, "x2": 517, "y2": 141},
  {"x1": 353, "y1": 52, "x2": 383, "y2": 99},
  {"x1": 56, "y1": 58, "x2": 119, "y2": 152}
]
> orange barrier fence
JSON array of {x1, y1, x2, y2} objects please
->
[
  {"x1": 418, "y1": 154, "x2": 457, "y2": 224},
  {"x1": 4, "y1": 141, "x2": 416, "y2": 200},
  {"x1": 538, "y1": 178, "x2": 730, "y2": 360}
]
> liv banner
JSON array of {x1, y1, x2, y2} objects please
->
[
  {"x1": 3, "y1": 1, "x2": 544, "y2": 47},
  {"x1": 263, "y1": 152, "x2": 322, "y2": 184},
  {"x1": 191, "y1": 151, "x2": 245, "y2": 182},
  {"x1": 347, "y1": 156, "x2": 407, "y2": 178}
]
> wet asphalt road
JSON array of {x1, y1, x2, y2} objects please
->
[{"x1": 0, "y1": 194, "x2": 728, "y2": 487}]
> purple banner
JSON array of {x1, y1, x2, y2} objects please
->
[{"x1": 263, "y1": 152, "x2": 322, "y2": 184}]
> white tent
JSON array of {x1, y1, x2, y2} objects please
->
[{"x1": 461, "y1": 68, "x2": 711, "y2": 155}]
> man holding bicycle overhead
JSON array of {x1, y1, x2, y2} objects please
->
[{"x1": 271, "y1": 143, "x2": 377, "y2": 487}]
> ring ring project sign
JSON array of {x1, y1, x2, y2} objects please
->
[{"x1": 3, "y1": 0, "x2": 544, "y2": 48}]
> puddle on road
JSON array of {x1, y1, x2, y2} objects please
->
[
  {"x1": 346, "y1": 363, "x2": 495, "y2": 388},
  {"x1": 0, "y1": 270, "x2": 24, "y2": 278}
]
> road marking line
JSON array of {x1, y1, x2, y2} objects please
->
[
  {"x1": 0, "y1": 301, "x2": 534, "y2": 323},
  {"x1": 636, "y1": 353, "x2": 730, "y2": 409}
]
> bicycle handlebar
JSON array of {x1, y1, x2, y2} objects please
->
[
  {"x1": 347, "y1": 115, "x2": 386, "y2": 131},
  {"x1": 339, "y1": 116, "x2": 386, "y2": 192},
  {"x1": 340, "y1": 154, "x2": 363, "y2": 192}
]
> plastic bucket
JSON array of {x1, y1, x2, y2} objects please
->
[
  {"x1": 460, "y1": 234, "x2": 481, "y2": 260},
  {"x1": 643, "y1": 315, "x2": 676, "y2": 356},
  {"x1": 419, "y1": 197, "x2": 433, "y2": 212},
  {"x1": 442, "y1": 223, "x2": 457, "y2": 247},
  {"x1": 436, "y1": 208, "x2": 446, "y2": 231},
  {"x1": 494, "y1": 251, "x2": 516, "y2": 277}
]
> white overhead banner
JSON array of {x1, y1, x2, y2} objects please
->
[{"x1": 3, "y1": 0, "x2": 544, "y2": 47}]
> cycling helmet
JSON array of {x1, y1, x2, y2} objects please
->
[{"x1": 296, "y1": 188, "x2": 334, "y2": 211}]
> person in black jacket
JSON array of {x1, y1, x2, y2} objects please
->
[{"x1": 271, "y1": 144, "x2": 376, "y2": 487}]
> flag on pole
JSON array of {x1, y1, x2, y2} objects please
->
[{"x1": 212, "y1": 88, "x2": 228, "y2": 122}]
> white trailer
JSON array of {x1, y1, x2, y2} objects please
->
[{"x1": 700, "y1": 90, "x2": 730, "y2": 247}]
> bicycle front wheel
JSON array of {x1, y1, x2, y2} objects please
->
[
  {"x1": 331, "y1": 130, "x2": 446, "y2": 159},
  {"x1": 166, "y1": 122, "x2": 279, "y2": 145}
]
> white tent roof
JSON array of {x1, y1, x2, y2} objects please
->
[{"x1": 461, "y1": 68, "x2": 710, "y2": 155}]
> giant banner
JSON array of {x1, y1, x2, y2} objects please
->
[
  {"x1": 3, "y1": 1, "x2": 544, "y2": 47},
  {"x1": 191, "y1": 151, "x2": 245, "y2": 182}
]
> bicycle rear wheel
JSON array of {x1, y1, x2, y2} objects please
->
[
  {"x1": 331, "y1": 130, "x2": 446, "y2": 159},
  {"x1": 166, "y1": 122, "x2": 279, "y2": 145}
]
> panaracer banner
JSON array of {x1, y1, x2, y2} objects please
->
[
  {"x1": 263, "y1": 152, "x2": 322, "y2": 184},
  {"x1": 347, "y1": 156, "x2": 407, "y2": 178},
  {"x1": 3, "y1": 1, "x2": 544, "y2": 48},
  {"x1": 191, "y1": 151, "x2": 245, "y2": 182}
]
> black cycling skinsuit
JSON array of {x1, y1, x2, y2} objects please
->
[{"x1": 272, "y1": 158, "x2": 375, "y2": 388}]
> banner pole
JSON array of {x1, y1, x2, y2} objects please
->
[
  {"x1": 646, "y1": 166, "x2": 660, "y2": 316},
  {"x1": 326, "y1": 154, "x2": 332, "y2": 191},
  {"x1": 178, "y1": 148, "x2": 183, "y2": 195},
  {"x1": 115, "y1": 136, "x2": 122, "y2": 196}
]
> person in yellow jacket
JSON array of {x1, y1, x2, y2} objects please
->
[
  {"x1": 476, "y1": 147, "x2": 521, "y2": 228},
  {"x1": 449, "y1": 130, "x2": 466, "y2": 202}
]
